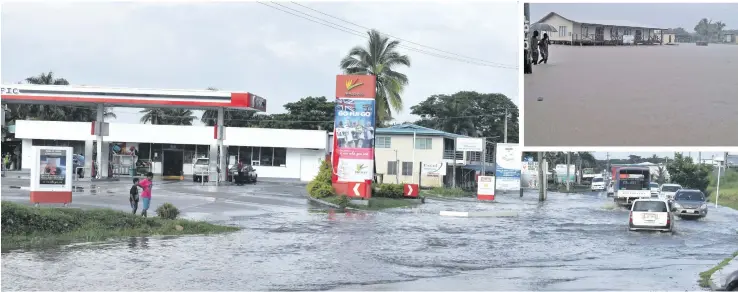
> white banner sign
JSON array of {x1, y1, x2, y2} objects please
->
[
  {"x1": 495, "y1": 143, "x2": 521, "y2": 191},
  {"x1": 421, "y1": 162, "x2": 447, "y2": 175},
  {"x1": 477, "y1": 176, "x2": 495, "y2": 199},
  {"x1": 455, "y1": 138, "x2": 484, "y2": 152}
]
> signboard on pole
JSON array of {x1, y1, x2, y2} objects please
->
[
  {"x1": 404, "y1": 183, "x2": 419, "y2": 198},
  {"x1": 30, "y1": 146, "x2": 73, "y2": 205},
  {"x1": 494, "y1": 143, "x2": 521, "y2": 191},
  {"x1": 477, "y1": 176, "x2": 495, "y2": 201},
  {"x1": 521, "y1": 161, "x2": 539, "y2": 189},
  {"x1": 455, "y1": 138, "x2": 484, "y2": 152},
  {"x1": 332, "y1": 75, "x2": 377, "y2": 190},
  {"x1": 555, "y1": 164, "x2": 576, "y2": 183},
  {"x1": 421, "y1": 162, "x2": 447, "y2": 176}
]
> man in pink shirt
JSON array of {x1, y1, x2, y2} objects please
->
[{"x1": 137, "y1": 172, "x2": 154, "y2": 217}]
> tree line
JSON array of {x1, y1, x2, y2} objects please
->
[{"x1": 669, "y1": 18, "x2": 734, "y2": 43}]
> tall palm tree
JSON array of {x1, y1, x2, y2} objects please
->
[
  {"x1": 139, "y1": 108, "x2": 168, "y2": 125},
  {"x1": 166, "y1": 109, "x2": 196, "y2": 125},
  {"x1": 339, "y1": 29, "x2": 411, "y2": 124},
  {"x1": 140, "y1": 108, "x2": 195, "y2": 125}
]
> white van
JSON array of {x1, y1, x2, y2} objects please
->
[
  {"x1": 591, "y1": 176, "x2": 606, "y2": 191},
  {"x1": 629, "y1": 199, "x2": 674, "y2": 233}
]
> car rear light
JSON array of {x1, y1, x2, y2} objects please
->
[{"x1": 629, "y1": 211, "x2": 633, "y2": 223}]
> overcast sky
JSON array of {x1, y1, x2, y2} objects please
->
[
  {"x1": 1, "y1": 1, "x2": 518, "y2": 126},
  {"x1": 531, "y1": 3, "x2": 738, "y2": 31}
]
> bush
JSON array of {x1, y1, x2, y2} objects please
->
[
  {"x1": 307, "y1": 159, "x2": 335, "y2": 198},
  {"x1": 155, "y1": 203, "x2": 180, "y2": 220},
  {"x1": 373, "y1": 183, "x2": 405, "y2": 198},
  {"x1": 336, "y1": 195, "x2": 350, "y2": 208}
]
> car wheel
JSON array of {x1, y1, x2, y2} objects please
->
[{"x1": 726, "y1": 281, "x2": 738, "y2": 291}]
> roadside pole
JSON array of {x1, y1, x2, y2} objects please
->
[
  {"x1": 481, "y1": 138, "x2": 487, "y2": 175},
  {"x1": 715, "y1": 164, "x2": 722, "y2": 208},
  {"x1": 452, "y1": 137, "x2": 457, "y2": 189},
  {"x1": 566, "y1": 152, "x2": 571, "y2": 192},
  {"x1": 538, "y1": 152, "x2": 545, "y2": 201},
  {"x1": 394, "y1": 150, "x2": 399, "y2": 184},
  {"x1": 412, "y1": 130, "x2": 417, "y2": 185},
  {"x1": 503, "y1": 108, "x2": 508, "y2": 143}
]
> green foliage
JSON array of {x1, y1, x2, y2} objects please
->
[
  {"x1": 336, "y1": 195, "x2": 350, "y2": 208},
  {"x1": 340, "y1": 29, "x2": 411, "y2": 124},
  {"x1": 139, "y1": 108, "x2": 196, "y2": 125},
  {"x1": 667, "y1": 153, "x2": 713, "y2": 193},
  {"x1": 373, "y1": 183, "x2": 405, "y2": 199},
  {"x1": 307, "y1": 159, "x2": 335, "y2": 199},
  {"x1": 708, "y1": 169, "x2": 738, "y2": 210},
  {"x1": 155, "y1": 203, "x2": 181, "y2": 220},
  {"x1": 201, "y1": 96, "x2": 334, "y2": 130},
  {"x1": 411, "y1": 91, "x2": 519, "y2": 143}
]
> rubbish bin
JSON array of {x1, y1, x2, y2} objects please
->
[{"x1": 129, "y1": 165, "x2": 136, "y2": 177}]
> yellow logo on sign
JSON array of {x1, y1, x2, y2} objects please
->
[{"x1": 345, "y1": 78, "x2": 364, "y2": 91}]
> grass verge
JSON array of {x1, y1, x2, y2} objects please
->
[
  {"x1": 421, "y1": 187, "x2": 474, "y2": 198},
  {"x1": 1, "y1": 201, "x2": 240, "y2": 250},
  {"x1": 322, "y1": 196, "x2": 419, "y2": 210},
  {"x1": 708, "y1": 169, "x2": 738, "y2": 210},
  {"x1": 699, "y1": 250, "x2": 738, "y2": 288}
]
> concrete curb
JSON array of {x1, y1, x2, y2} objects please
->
[
  {"x1": 710, "y1": 254, "x2": 738, "y2": 290},
  {"x1": 305, "y1": 195, "x2": 359, "y2": 211},
  {"x1": 439, "y1": 210, "x2": 519, "y2": 218}
]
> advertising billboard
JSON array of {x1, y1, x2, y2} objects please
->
[
  {"x1": 332, "y1": 75, "x2": 377, "y2": 183},
  {"x1": 521, "y1": 161, "x2": 539, "y2": 189},
  {"x1": 494, "y1": 143, "x2": 521, "y2": 191},
  {"x1": 30, "y1": 146, "x2": 74, "y2": 205}
]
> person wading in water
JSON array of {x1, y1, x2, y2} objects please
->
[
  {"x1": 530, "y1": 31, "x2": 540, "y2": 65},
  {"x1": 539, "y1": 33, "x2": 550, "y2": 64}
]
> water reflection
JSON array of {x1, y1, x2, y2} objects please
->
[{"x1": 127, "y1": 237, "x2": 149, "y2": 250}]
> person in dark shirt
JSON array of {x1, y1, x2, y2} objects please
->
[{"x1": 130, "y1": 178, "x2": 141, "y2": 214}]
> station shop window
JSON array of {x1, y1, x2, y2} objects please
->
[
  {"x1": 195, "y1": 145, "x2": 209, "y2": 160},
  {"x1": 31, "y1": 139, "x2": 84, "y2": 155},
  {"x1": 138, "y1": 143, "x2": 151, "y2": 160},
  {"x1": 184, "y1": 145, "x2": 196, "y2": 163},
  {"x1": 232, "y1": 146, "x2": 287, "y2": 167}
]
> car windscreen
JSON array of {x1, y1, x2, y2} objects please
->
[
  {"x1": 661, "y1": 185, "x2": 681, "y2": 192},
  {"x1": 593, "y1": 178, "x2": 604, "y2": 182},
  {"x1": 195, "y1": 159, "x2": 208, "y2": 165},
  {"x1": 633, "y1": 201, "x2": 668, "y2": 212},
  {"x1": 650, "y1": 183, "x2": 659, "y2": 188},
  {"x1": 676, "y1": 192, "x2": 704, "y2": 201}
]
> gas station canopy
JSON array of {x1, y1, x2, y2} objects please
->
[{"x1": 1, "y1": 84, "x2": 267, "y2": 112}]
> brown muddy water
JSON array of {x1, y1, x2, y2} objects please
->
[{"x1": 524, "y1": 43, "x2": 738, "y2": 146}]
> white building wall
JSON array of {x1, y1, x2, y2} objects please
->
[
  {"x1": 374, "y1": 134, "x2": 446, "y2": 187},
  {"x1": 540, "y1": 14, "x2": 574, "y2": 42},
  {"x1": 14, "y1": 120, "x2": 328, "y2": 180}
]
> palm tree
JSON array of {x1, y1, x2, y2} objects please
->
[
  {"x1": 166, "y1": 109, "x2": 196, "y2": 125},
  {"x1": 339, "y1": 29, "x2": 411, "y2": 124},
  {"x1": 139, "y1": 108, "x2": 168, "y2": 125}
]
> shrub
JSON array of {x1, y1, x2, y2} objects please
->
[
  {"x1": 307, "y1": 159, "x2": 335, "y2": 198},
  {"x1": 336, "y1": 195, "x2": 350, "y2": 208},
  {"x1": 373, "y1": 183, "x2": 404, "y2": 198},
  {"x1": 155, "y1": 203, "x2": 180, "y2": 220}
]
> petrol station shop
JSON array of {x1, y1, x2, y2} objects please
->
[{"x1": 14, "y1": 120, "x2": 329, "y2": 181}]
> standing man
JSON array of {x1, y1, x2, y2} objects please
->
[{"x1": 76, "y1": 153, "x2": 86, "y2": 178}]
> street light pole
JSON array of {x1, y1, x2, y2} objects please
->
[
  {"x1": 566, "y1": 152, "x2": 571, "y2": 191},
  {"x1": 503, "y1": 108, "x2": 509, "y2": 143},
  {"x1": 716, "y1": 163, "x2": 722, "y2": 208},
  {"x1": 394, "y1": 149, "x2": 399, "y2": 184}
]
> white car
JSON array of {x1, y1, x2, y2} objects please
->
[
  {"x1": 659, "y1": 183, "x2": 682, "y2": 200},
  {"x1": 591, "y1": 177, "x2": 606, "y2": 191},
  {"x1": 192, "y1": 158, "x2": 210, "y2": 182},
  {"x1": 649, "y1": 182, "x2": 660, "y2": 197},
  {"x1": 606, "y1": 181, "x2": 615, "y2": 197},
  {"x1": 628, "y1": 199, "x2": 674, "y2": 233}
]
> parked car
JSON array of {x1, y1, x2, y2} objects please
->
[
  {"x1": 672, "y1": 189, "x2": 708, "y2": 219},
  {"x1": 192, "y1": 158, "x2": 210, "y2": 182},
  {"x1": 649, "y1": 182, "x2": 660, "y2": 197},
  {"x1": 723, "y1": 269, "x2": 738, "y2": 291},
  {"x1": 228, "y1": 164, "x2": 258, "y2": 185},
  {"x1": 629, "y1": 199, "x2": 674, "y2": 233},
  {"x1": 606, "y1": 181, "x2": 615, "y2": 197},
  {"x1": 591, "y1": 177, "x2": 606, "y2": 191},
  {"x1": 659, "y1": 183, "x2": 682, "y2": 200}
]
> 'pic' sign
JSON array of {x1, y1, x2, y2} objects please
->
[{"x1": 1, "y1": 88, "x2": 21, "y2": 95}]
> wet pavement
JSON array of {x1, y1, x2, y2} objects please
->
[
  {"x1": 524, "y1": 43, "x2": 738, "y2": 146},
  {"x1": 2, "y1": 178, "x2": 738, "y2": 290}
]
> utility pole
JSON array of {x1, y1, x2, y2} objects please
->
[
  {"x1": 503, "y1": 108, "x2": 509, "y2": 143},
  {"x1": 698, "y1": 152, "x2": 702, "y2": 164},
  {"x1": 538, "y1": 152, "x2": 546, "y2": 201},
  {"x1": 566, "y1": 152, "x2": 571, "y2": 191},
  {"x1": 481, "y1": 138, "x2": 487, "y2": 175}
]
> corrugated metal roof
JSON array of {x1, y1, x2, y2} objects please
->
[
  {"x1": 375, "y1": 124, "x2": 469, "y2": 139},
  {"x1": 538, "y1": 12, "x2": 666, "y2": 30}
]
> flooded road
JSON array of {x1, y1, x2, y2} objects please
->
[
  {"x1": 524, "y1": 43, "x2": 738, "y2": 146},
  {"x1": 2, "y1": 181, "x2": 738, "y2": 290}
]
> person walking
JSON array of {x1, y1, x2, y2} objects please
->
[
  {"x1": 539, "y1": 33, "x2": 551, "y2": 64},
  {"x1": 530, "y1": 31, "x2": 540, "y2": 65}
]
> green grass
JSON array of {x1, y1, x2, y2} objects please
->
[
  {"x1": 708, "y1": 169, "x2": 738, "y2": 210},
  {"x1": 421, "y1": 187, "x2": 474, "y2": 198},
  {"x1": 322, "y1": 196, "x2": 419, "y2": 210},
  {"x1": 699, "y1": 250, "x2": 738, "y2": 288},
  {"x1": 1, "y1": 201, "x2": 240, "y2": 251}
]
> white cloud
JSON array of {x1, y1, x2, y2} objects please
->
[{"x1": 1, "y1": 1, "x2": 519, "y2": 125}]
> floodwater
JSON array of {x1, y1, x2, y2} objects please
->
[
  {"x1": 524, "y1": 43, "x2": 738, "y2": 146},
  {"x1": 3, "y1": 185, "x2": 738, "y2": 291}
]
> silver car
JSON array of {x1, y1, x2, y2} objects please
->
[{"x1": 723, "y1": 269, "x2": 738, "y2": 291}]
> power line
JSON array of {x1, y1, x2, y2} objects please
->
[
  {"x1": 288, "y1": 1, "x2": 513, "y2": 68},
  {"x1": 256, "y1": 2, "x2": 517, "y2": 69}
]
